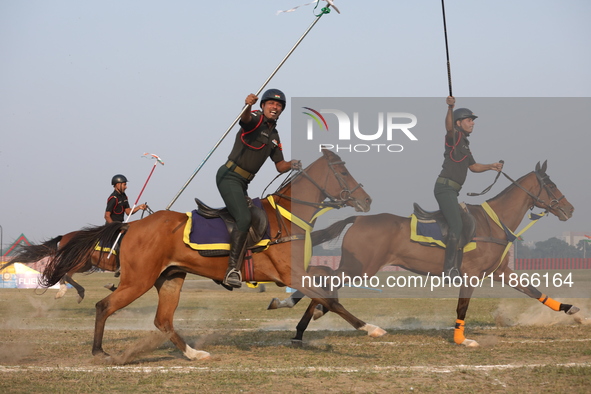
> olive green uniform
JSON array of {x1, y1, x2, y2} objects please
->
[
  {"x1": 434, "y1": 130, "x2": 475, "y2": 238},
  {"x1": 216, "y1": 110, "x2": 284, "y2": 232}
]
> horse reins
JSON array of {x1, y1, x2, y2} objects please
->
[
  {"x1": 273, "y1": 158, "x2": 364, "y2": 209},
  {"x1": 500, "y1": 170, "x2": 566, "y2": 215},
  {"x1": 467, "y1": 160, "x2": 504, "y2": 196},
  {"x1": 468, "y1": 163, "x2": 566, "y2": 216},
  {"x1": 268, "y1": 157, "x2": 364, "y2": 242}
]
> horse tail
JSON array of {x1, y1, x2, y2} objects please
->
[
  {"x1": 0, "y1": 236, "x2": 63, "y2": 270},
  {"x1": 41, "y1": 223, "x2": 127, "y2": 288},
  {"x1": 311, "y1": 216, "x2": 358, "y2": 246}
]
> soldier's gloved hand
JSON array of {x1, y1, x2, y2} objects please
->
[{"x1": 291, "y1": 160, "x2": 302, "y2": 171}]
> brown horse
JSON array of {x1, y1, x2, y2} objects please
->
[
  {"x1": 270, "y1": 161, "x2": 579, "y2": 346},
  {"x1": 5, "y1": 231, "x2": 118, "y2": 303},
  {"x1": 40, "y1": 149, "x2": 382, "y2": 361}
]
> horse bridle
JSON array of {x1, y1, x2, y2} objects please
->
[
  {"x1": 268, "y1": 156, "x2": 364, "y2": 242},
  {"x1": 275, "y1": 157, "x2": 364, "y2": 209},
  {"x1": 502, "y1": 170, "x2": 567, "y2": 216}
]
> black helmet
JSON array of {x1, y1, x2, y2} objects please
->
[
  {"x1": 260, "y1": 89, "x2": 286, "y2": 110},
  {"x1": 111, "y1": 174, "x2": 128, "y2": 185},
  {"x1": 453, "y1": 108, "x2": 478, "y2": 124}
]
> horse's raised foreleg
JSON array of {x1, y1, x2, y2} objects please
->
[
  {"x1": 153, "y1": 272, "x2": 210, "y2": 361},
  {"x1": 498, "y1": 266, "x2": 580, "y2": 316},
  {"x1": 454, "y1": 286, "x2": 479, "y2": 347}
]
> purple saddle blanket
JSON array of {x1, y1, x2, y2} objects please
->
[{"x1": 184, "y1": 198, "x2": 269, "y2": 251}]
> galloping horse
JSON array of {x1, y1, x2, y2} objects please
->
[
  {"x1": 5, "y1": 231, "x2": 118, "y2": 303},
  {"x1": 270, "y1": 161, "x2": 578, "y2": 347},
  {"x1": 40, "y1": 149, "x2": 383, "y2": 360}
]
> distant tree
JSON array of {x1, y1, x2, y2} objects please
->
[
  {"x1": 514, "y1": 240, "x2": 532, "y2": 259},
  {"x1": 532, "y1": 237, "x2": 582, "y2": 258},
  {"x1": 577, "y1": 239, "x2": 591, "y2": 258}
]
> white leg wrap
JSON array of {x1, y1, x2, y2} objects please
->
[
  {"x1": 184, "y1": 345, "x2": 210, "y2": 361},
  {"x1": 55, "y1": 284, "x2": 67, "y2": 299},
  {"x1": 460, "y1": 338, "x2": 479, "y2": 347},
  {"x1": 360, "y1": 324, "x2": 387, "y2": 338}
]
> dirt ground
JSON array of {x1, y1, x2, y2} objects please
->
[{"x1": 1, "y1": 273, "x2": 590, "y2": 393}]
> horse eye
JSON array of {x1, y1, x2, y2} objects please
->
[{"x1": 341, "y1": 171, "x2": 349, "y2": 176}]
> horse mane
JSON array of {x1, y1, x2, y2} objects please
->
[{"x1": 41, "y1": 223, "x2": 125, "y2": 288}]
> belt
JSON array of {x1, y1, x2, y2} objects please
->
[
  {"x1": 225, "y1": 160, "x2": 255, "y2": 181},
  {"x1": 436, "y1": 176, "x2": 462, "y2": 191}
]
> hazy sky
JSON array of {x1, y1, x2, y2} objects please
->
[{"x1": 1, "y1": 0, "x2": 590, "y2": 251}]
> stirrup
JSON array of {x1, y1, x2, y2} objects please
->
[
  {"x1": 443, "y1": 267, "x2": 461, "y2": 284},
  {"x1": 223, "y1": 268, "x2": 242, "y2": 288}
]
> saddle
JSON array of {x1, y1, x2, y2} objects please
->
[
  {"x1": 412, "y1": 202, "x2": 476, "y2": 249},
  {"x1": 194, "y1": 198, "x2": 269, "y2": 256}
]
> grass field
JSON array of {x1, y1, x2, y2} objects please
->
[{"x1": 1, "y1": 272, "x2": 590, "y2": 393}]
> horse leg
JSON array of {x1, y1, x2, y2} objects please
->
[
  {"x1": 454, "y1": 286, "x2": 479, "y2": 347},
  {"x1": 315, "y1": 297, "x2": 386, "y2": 338},
  {"x1": 267, "y1": 290, "x2": 305, "y2": 310},
  {"x1": 268, "y1": 267, "x2": 337, "y2": 310},
  {"x1": 63, "y1": 274, "x2": 86, "y2": 304},
  {"x1": 291, "y1": 299, "x2": 320, "y2": 346},
  {"x1": 93, "y1": 282, "x2": 155, "y2": 358},
  {"x1": 153, "y1": 272, "x2": 210, "y2": 361},
  {"x1": 290, "y1": 266, "x2": 386, "y2": 339},
  {"x1": 498, "y1": 266, "x2": 580, "y2": 316},
  {"x1": 55, "y1": 277, "x2": 68, "y2": 299}
]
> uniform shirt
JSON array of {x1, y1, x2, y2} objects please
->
[
  {"x1": 228, "y1": 110, "x2": 285, "y2": 174},
  {"x1": 438, "y1": 130, "x2": 476, "y2": 186},
  {"x1": 105, "y1": 191, "x2": 130, "y2": 222}
]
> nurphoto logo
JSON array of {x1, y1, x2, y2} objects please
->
[{"x1": 302, "y1": 106, "x2": 418, "y2": 153}]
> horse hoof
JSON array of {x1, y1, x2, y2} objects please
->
[
  {"x1": 77, "y1": 296, "x2": 83, "y2": 304},
  {"x1": 566, "y1": 305, "x2": 580, "y2": 315},
  {"x1": 460, "y1": 339, "x2": 479, "y2": 348},
  {"x1": 92, "y1": 349, "x2": 111, "y2": 363},
  {"x1": 291, "y1": 339, "x2": 303, "y2": 348},
  {"x1": 312, "y1": 308, "x2": 325, "y2": 321},
  {"x1": 369, "y1": 327, "x2": 387, "y2": 338},
  {"x1": 267, "y1": 298, "x2": 280, "y2": 310},
  {"x1": 361, "y1": 324, "x2": 387, "y2": 338},
  {"x1": 185, "y1": 348, "x2": 211, "y2": 361}
]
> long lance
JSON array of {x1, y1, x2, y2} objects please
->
[
  {"x1": 441, "y1": 0, "x2": 453, "y2": 96},
  {"x1": 166, "y1": 4, "x2": 337, "y2": 210},
  {"x1": 108, "y1": 153, "x2": 164, "y2": 259}
]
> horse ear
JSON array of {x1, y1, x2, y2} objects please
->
[
  {"x1": 535, "y1": 162, "x2": 541, "y2": 173},
  {"x1": 541, "y1": 160, "x2": 548, "y2": 174},
  {"x1": 322, "y1": 148, "x2": 335, "y2": 159}
]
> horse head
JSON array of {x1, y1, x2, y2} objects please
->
[
  {"x1": 288, "y1": 149, "x2": 372, "y2": 213},
  {"x1": 533, "y1": 161, "x2": 574, "y2": 221}
]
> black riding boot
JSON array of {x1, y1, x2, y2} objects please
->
[
  {"x1": 223, "y1": 229, "x2": 248, "y2": 288},
  {"x1": 443, "y1": 233, "x2": 462, "y2": 282}
]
